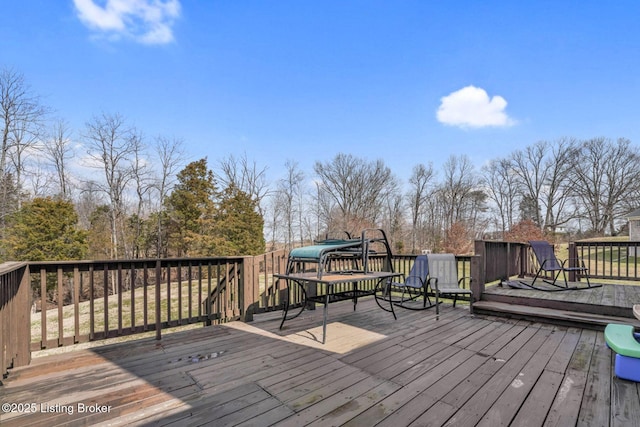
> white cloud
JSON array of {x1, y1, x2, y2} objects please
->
[
  {"x1": 436, "y1": 85, "x2": 516, "y2": 128},
  {"x1": 73, "y1": 0, "x2": 181, "y2": 45}
]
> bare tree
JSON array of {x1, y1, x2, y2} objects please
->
[
  {"x1": 406, "y1": 163, "x2": 435, "y2": 253},
  {"x1": 313, "y1": 179, "x2": 336, "y2": 237},
  {"x1": 153, "y1": 135, "x2": 184, "y2": 257},
  {"x1": 510, "y1": 142, "x2": 546, "y2": 228},
  {"x1": 24, "y1": 158, "x2": 55, "y2": 198},
  {"x1": 466, "y1": 189, "x2": 490, "y2": 238},
  {"x1": 129, "y1": 131, "x2": 152, "y2": 258},
  {"x1": 510, "y1": 139, "x2": 575, "y2": 233},
  {"x1": 435, "y1": 155, "x2": 488, "y2": 249},
  {"x1": 381, "y1": 191, "x2": 405, "y2": 253},
  {"x1": 265, "y1": 193, "x2": 284, "y2": 251},
  {"x1": 217, "y1": 152, "x2": 270, "y2": 216},
  {"x1": 43, "y1": 118, "x2": 74, "y2": 198},
  {"x1": 76, "y1": 180, "x2": 105, "y2": 229},
  {"x1": 9, "y1": 109, "x2": 47, "y2": 208},
  {"x1": 273, "y1": 160, "x2": 305, "y2": 250},
  {"x1": 439, "y1": 154, "x2": 477, "y2": 228},
  {"x1": 569, "y1": 137, "x2": 640, "y2": 235},
  {"x1": 313, "y1": 153, "x2": 395, "y2": 236},
  {"x1": 482, "y1": 158, "x2": 521, "y2": 237},
  {"x1": 0, "y1": 68, "x2": 48, "y2": 230},
  {"x1": 83, "y1": 112, "x2": 137, "y2": 259},
  {"x1": 539, "y1": 138, "x2": 576, "y2": 232}
]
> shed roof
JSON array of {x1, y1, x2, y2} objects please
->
[{"x1": 627, "y1": 208, "x2": 640, "y2": 219}]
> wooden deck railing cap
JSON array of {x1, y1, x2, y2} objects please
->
[{"x1": 0, "y1": 261, "x2": 28, "y2": 275}]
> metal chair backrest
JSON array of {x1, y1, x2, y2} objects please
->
[
  {"x1": 405, "y1": 255, "x2": 428, "y2": 288},
  {"x1": 528, "y1": 240, "x2": 563, "y2": 271},
  {"x1": 426, "y1": 253, "x2": 459, "y2": 290}
]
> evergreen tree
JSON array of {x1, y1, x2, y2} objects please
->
[
  {"x1": 87, "y1": 205, "x2": 112, "y2": 260},
  {"x1": 3, "y1": 197, "x2": 87, "y2": 261},
  {"x1": 166, "y1": 158, "x2": 218, "y2": 256},
  {"x1": 213, "y1": 185, "x2": 266, "y2": 256}
]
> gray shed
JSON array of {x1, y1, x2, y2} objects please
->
[
  {"x1": 627, "y1": 208, "x2": 640, "y2": 256},
  {"x1": 629, "y1": 208, "x2": 640, "y2": 241}
]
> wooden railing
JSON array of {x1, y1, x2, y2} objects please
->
[
  {"x1": 7, "y1": 239, "x2": 632, "y2": 379},
  {"x1": 572, "y1": 241, "x2": 640, "y2": 281},
  {"x1": 250, "y1": 249, "x2": 288, "y2": 313},
  {"x1": 2, "y1": 248, "x2": 477, "y2": 380},
  {"x1": 471, "y1": 239, "x2": 640, "y2": 284},
  {"x1": 1, "y1": 262, "x2": 31, "y2": 382},
  {"x1": 471, "y1": 240, "x2": 529, "y2": 296},
  {"x1": 0, "y1": 250, "x2": 290, "y2": 375},
  {"x1": 28, "y1": 257, "x2": 241, "y2": 350}
]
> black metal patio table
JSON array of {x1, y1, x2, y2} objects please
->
[{"x1": 274, "y1": 271, "x2": 402, "y2": 344}]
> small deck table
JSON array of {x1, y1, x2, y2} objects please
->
[{"x1": 274, "y1": 271, "x2": 402, "y2": 344}]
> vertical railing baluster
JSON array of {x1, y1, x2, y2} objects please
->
[
  {"x1": 217, "y1": 263, "x2": 223, "y2": 321},
  {"x1": 130, "y1": 262, "x2": 136, "y2": 333},
  {"x1": 155, "y1": 259, "x2": 161, "y2": 340},
  {"x1": 177, "y1": 262, "x2": 182, "y2": 325},
  {"x1": 188, "y1": 261, "x2": 193, "y2": 322},
  {"x1": 207, "y1": 262, "x2": 212, "y2": 324},
  {"x1": 117, "y1": 262, "x2": 123, "y2": 335},
  {"x1": 73, "y1": 267, "x2": 80, "y2": 343},
  {"x1": 625, "y1": 242, "x2": 629, "y2": 279},
  {"x1": 40, "y1": 268, "x2": 46, "y2": 348},
  {"x1": 197, "y1": 262, "x2": 202, "y2": 321},
  {"x1": 89, "y1": 265, "x2": 95, "y2": 340},
  {"x1": 166, "y1": 262, "x2": 171, "y2": 324},
  {"x1": 57, "y1": 268, "x2": 63, "y2": 347},
  {"x1": 632, "y1": 242, "x2": 635, "y2": 279},
  {"x1": 103, "y1": 264, "x2": 109, "y2": 339},
  {"x1": 143, "y1": 263, "x2": 149, "y2": 331}
]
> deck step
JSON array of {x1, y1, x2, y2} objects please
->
[{"x1": 473, "y1": 300, "x2": 640, "y2": 330}]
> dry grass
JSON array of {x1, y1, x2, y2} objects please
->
[
  {"x1": 31, "y1": 280, "x2": 213, "y2": 347},
  {"x1": 555, "y1": 242, "x2": 640, "y2": 285}
]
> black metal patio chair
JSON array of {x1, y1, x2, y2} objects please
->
[
  {"x1": 516, "y1": 240, "x2": 602, "y2": 291},
  {"x1": 426, "y1": 253, "x2": 473, "y2": 315},
  {"x1": 383, "y1": 255, "x2": 435, "y2": 310}
]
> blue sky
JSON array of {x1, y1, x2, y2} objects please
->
[{"x1": 2, "y1": 1, "x2": 640, "y2": 185}]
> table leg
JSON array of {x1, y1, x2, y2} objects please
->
[
  {"x1": 323, "y1": 293, "x2": 329, "y2": 344},
  {"x1": 352, "y1": 281, "x2": 357, "y2": 311}
]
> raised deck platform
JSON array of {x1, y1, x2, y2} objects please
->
[
  {"x1": 1, "y1": 298, "x2": 638, "y2": 426},
  {"x1": 474, "y1": 282, "x2": 640, "y2": 329}
]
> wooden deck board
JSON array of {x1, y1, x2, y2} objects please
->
[
  {"x1": 437, "y1": 328, "x2": 552, "y2": 426},
  {"x1": 544, "y1": 329, "x2": 597, "y2": 426},
  {"x1": 1, "y1": 296, "x2": 638, "y2": 426},
  {"x1": 475, "y1": 326, "x2": 567, "y2": 427},
  {"x1": 610, "y1": 375, "x2": 640, "y2": 427},
  {"x1": 577, "y1": 332, "x2": 612, "y2": 427},
  {"x1": 478, "y1": 283, "x2": 640, "y2": 328}
]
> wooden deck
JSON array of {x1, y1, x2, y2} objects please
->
[
  {"x1": 483, "y1": 281, "x2": 640, "y2": 314},
  {"x1": 475, "y1": 282, "x2": 640, "y2": 330},
  {"x1": 1, "y1": 297, "x2": 639, "y2": 426}
]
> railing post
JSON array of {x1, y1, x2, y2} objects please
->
[
  {"x1": 518, "y1": 244, "x2": 527, "y2": 278},
  {"x1": 506, "y1": 242, "x2": 512, "y2": 278},
  {"x1": 568, "y1": 242, "x2": 577, "y2": 282},
  {"x1": 278, "y1": 250, "x2": 288, "y2": 310},
  {"x1": 470, "y1": 254, "x2": 485, "y2": 303},
  {"x1": 17, "y1": 265, "x2": 31, "y2": 367},
  {"x1": 240, "y1": 256, "x2": 258, "y2": 322},
  {"x1": 155, "y1": 260, "x2": 162, "y2": 341},
  {"x1": 1, "y1": 274, "x2": 4, "y2": 382},
  {"x1": 1, "y1": 263, "x2": 31, "y2": 384}
]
